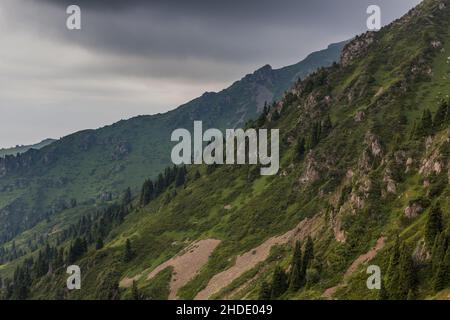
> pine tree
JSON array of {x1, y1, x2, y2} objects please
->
[
  {"x1": 131, "y1": 280, "x2": 140, "y2": 300},
  {"x1": 258, "y1": 281, "x2": 272, "y2": 300},
  {"x1": 123, "y1": 239, "x2": 134, "y2": 263},
  {"x1": 398, "y1": 244, "x2": 416, "y2": 299},
  {"x1": 425, "y1": 204, "x2": 443, "y2": 247},
  {"x1": 417, "y1": 109, "x2": 433, "y2": 137},
  {"x1": 288, "y1": 241, "x2": 303, "y2": 291},
  {"x1": 122, "y1": 187, "x2": 132, "y2": 206},
  {"x1": 175, "y1": 167, "x2": 186, "y2": 187},
  {"x1": 295, "y1": 138, "x2": 306, "y2": 160},
  {"x1": 301, "y1": 237, "x2": 314, "y2": 283},
  {"x1": 378, "y1": 278, "x2": 389, "y2": 300},
  {"x1": 321, "y1": 115, "x2": 332, "y2": 137},
  {"x1": 270, "y1": 266, "x2": 288, "y2": 299},
  {"x1": 433, "y1": 247, "x2": 449, "y2": 292},
  {"x1": 96, "y1": 237, "x2": 104, "y2": 250},
  {"x1": 140, "y1": 179, "x2": 154, "y2": 206},
  {"x1": 433, "y1": 100, "x2": 449, "y2": 129},
  {"x1": 386, "y1": 236, "x2": 401, "y2": 299}
]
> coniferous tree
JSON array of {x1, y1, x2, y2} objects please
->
[
  {"x1": 425, "y1": 204, "x2": 443, "y2": 247},
  {"x1": 131, "y1": 280, "x2": 141, "y2": 300},
  {"x1": 96, "y1": 237, "x2": 104, "y2": 250},
  {"x1": 140, "y1": 179, "x2": 154, "y2": 206},
  {"x1": 321, "y1": 115, "x2": 332, "y2": 137},
  {"x1": 288, "y1": 241, "x2": 303, "y2": 291},
  {"x1": 386, "y1": 236, "x2": 401, "y2": 299},
  {"x1": 301, "y1": 237, "x2": 314, "y2": 283},
  {"x1": 398, "y1": 244, "x2": 416, "y2": 299},
  {"x1": 417, "y1": 109, "x2": 433, "y2": 137},
  {"x1": 433, "y1": 247, "x2": 449, "y2": 292},
  {"x1": 270, "y1": 266, "x2": 288, "y2": 299},
  {"x1": 258, "y1": 281, "x2": 272, "y2": 300},
  {"x1": 175, "y1": 166, "x2": 186, "y2": 187},
  {"x1": 433, "y1": 100, "x2": 449, "y2": 129},
  {"x1": 122, "y1": 187, "x2": 132, "y2": 206},
  {"x1": 123, "y1": 239, "x2": 134, "y2": 263},
  {"x1": 295, "y1": 138, "x2": 306, "y2": 160}
]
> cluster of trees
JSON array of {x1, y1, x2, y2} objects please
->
[
  {"x1": 139, "y1": 165, "x2": 188, "y2": 207},
  {"x1": 0, "y1": 187, "x2": 134, "y2": 300},
  {"x1": 413, "y1": 100, "x2": 450, "y2": 137},
  {"x1": 259, "y1": 237, "x2": 315, "y2": 299},
  {"x1": 296, "y1": 115, "x2": 333, "y2": 160},
  {"x1": 426, "y1": 204, "x2": 449, "y2": 292},
  {"x1": 380, "y1": 237, "x2": 417, "y2": 300},
  {"x1": 381, "y1": 204, "x2": 448, "y2": 299}
]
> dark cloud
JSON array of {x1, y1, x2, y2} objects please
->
[{"x1": 0, "y1": 0, "x2": 421, "y2": 147}]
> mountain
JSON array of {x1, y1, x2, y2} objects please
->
[
  {"x1": 0, "y1": 139, "x2": 56, "y2": 157},
  {"x1": 0, "y1": 41, "x2": 345, "y2": 245},
  {"x1": 1, "y1": 0, "x2": 450, "y2": 301}
]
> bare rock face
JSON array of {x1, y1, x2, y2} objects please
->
[
  {"x1": 406, "y1": 157, "x2": 414, "y2": 173},
  {"x1": 112, "y1": 142, "x2": 131, "y2": 160},
  {"x1": 404, "y1": 202, "x2": 423, "y2": 219},
  {"x1": 340, "y1": 32, "x2": 375, "y2": 67},
  {"x1": 365, "y1": 132, "x2": 383, "y2": 158},
  {"x1": 299, "y1": 153, "x2": 320, "y2": 184},
  {"x1": 413, "y1": 239, "x2": 431, "y2": 262},
  {"x1": 419, "y1": 149, "x2": 443, "y2": 177},
  {"x1": 354, "y1": 111, "x2": 365, "y2": 122}
]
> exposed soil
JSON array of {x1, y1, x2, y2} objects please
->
[
  {"x1": 195, "y1": 217, "x2": 322, "y2": 300},
  {"x1": 120, "y1": 239, "x2": 221, "y2": 300},
  {"x1": 321, "y1": 236, "x2": 386, "y2": 299}
]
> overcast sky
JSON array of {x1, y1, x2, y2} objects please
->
[{"x1": 0, "y1": 0, "x2": 421, "y2": 147}]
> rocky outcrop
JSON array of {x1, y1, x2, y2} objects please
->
[{"x1": 340, "y1": 32, "x2": 375, "y2": 67}]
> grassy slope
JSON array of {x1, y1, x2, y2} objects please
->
[
  {"x1": 1, "y1": 0, "x2": 449, "y2": 300},
  {"x1": 0, "y1": 43, "x2": 345, "y2": 246}
]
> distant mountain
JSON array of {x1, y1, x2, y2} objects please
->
[
  {"x1": 0, "y1": 41, "x2": 346, "y2": 244},
  {"x1": 0, "y1": 139, "x2": 55, "y2": 157}
]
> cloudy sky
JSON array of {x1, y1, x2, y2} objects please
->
[{"x1": 0, "y1": 0, "x2": 421, "y2": 147}]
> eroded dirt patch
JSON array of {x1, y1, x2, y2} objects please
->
[
  {"x1": 120, "y1": 239, "x2": 221, "y2": 300},
  {"x1": 149, "y1": 238, "x2": 221, "y2": 299},
  {"x1": 195, "y1": 217, "x2": 322, "y2": 300},
  {"x1": 322, "y1": 236, "x2": 386, "y2": 299}
]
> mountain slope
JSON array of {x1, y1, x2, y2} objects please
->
[
  {"x1": 0, "y1": 139, "x2": 56, "y2": 157},
  {"x1": 1, "y1": 0, "x2": 450, "y2": 301},
  {"x1": 0, "y1": 42, "x2": 345, "y2": 244}
]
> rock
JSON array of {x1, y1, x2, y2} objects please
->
[
  {"x1": 354, "y1": 111, "x2": 365, "y2": 122},
  {"x1": 404, "y1": 203, "x2": 423, "y2": 219},
  {"x1": 341, "y1": 32, "x2": 375, "y2": 67}
]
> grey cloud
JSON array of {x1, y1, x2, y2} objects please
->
[{"x1": 0, "y1": 0, "x2": 422, "y2": 147}]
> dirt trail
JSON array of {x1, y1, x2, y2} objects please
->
[
  {"x1": 195, "y1": 217, "x2": 322, "y2": 300},
  {"x1": 120, "y1": 239, "x2": 221, "y2": 299},
  {"x1": 322, "y1": 236, "x2": 386, "y2": 299}
]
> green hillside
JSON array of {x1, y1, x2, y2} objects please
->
[
  {"x1": 0, "y1": 139, "x2": 56, "y2": 158},
  {"x1": 1, "y1": 0, "x2": 449, "y2": 301},
  {"x1": 0, "y1": 42, "x2": 344, "y2": 246}
]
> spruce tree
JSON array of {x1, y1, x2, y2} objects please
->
[
  {"x1": 123, "y1": 239, "x2": 134, "y2": 263},
  {"x1": 288, "y1": 241, "x2": 303, "y2": 291},
  {"x1": 96, "y1": 237, "x2": 104, "y2": 250},
  {"x1": 301, "y1": 237, "x2": 314, "y2": 283},
  {"x1": 131, "y1": 280, "x2": 140, "y2": 300},
  {"x1": 425, "y1": 204, "x2": 443, "y2": 247},
  {"x1": 398, "y1": 244, "x2": 416, "y2": 299},
  {"x1": 433, "y1": 100, "x2": 449, "y2": 129},
  {"x1": 296, "y1": 138, "x2": 306, "y2": 160},
  {"x1": 270, "y1": 266, "x2": 288, "y2": 299},
  {"x1": 258, "y1": 281, "x2": 272, "y2": 300},
  {"x1": 433, "y1": 247, "x2": 449, "y2": 292},
  {"x1": 417, "y1": 109, "x2": 433, "y2": 137}
]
